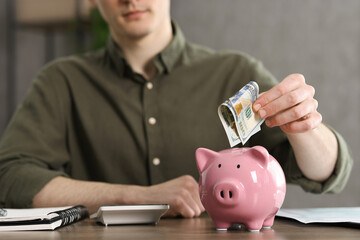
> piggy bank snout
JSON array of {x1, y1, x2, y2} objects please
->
[{"x1": 213, "y1": 181, "x2": 245, "y2": 207}]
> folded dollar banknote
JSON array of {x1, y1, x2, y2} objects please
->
[{"x1": 218, "y1": 81, "x2": 265, "y2": 147}]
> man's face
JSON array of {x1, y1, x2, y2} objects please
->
[{"x1": 94, "y1": 0, "x2": 171, "y2": 40}]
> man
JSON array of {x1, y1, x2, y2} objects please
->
[{"x1": 0, "y1": 0, "x2": 353, "y2": 218}]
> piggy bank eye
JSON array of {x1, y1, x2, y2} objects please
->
[
  {"x1": 237, "y1": 164, "x2": 240, "y2": 169},
  {"x1": 218, "y1": 164, "x2": 221, "y2": 168}
]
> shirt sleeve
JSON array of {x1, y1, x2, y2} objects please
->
[
  {"x1": 244, "y1": 58, "x2": 353, "y2": 194},
  {"x1": 0, "y1": 66, "x2": 70, "y2": 208}
]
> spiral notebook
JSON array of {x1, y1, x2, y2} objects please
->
[{"x1": 0, "y1": 205, "x2": 88, "y2": 231}]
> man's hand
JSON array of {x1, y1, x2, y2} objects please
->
[
  {"x1": 252, "y1": 74, "x2": 338, "y2": 182},
  {"x1": 253, "y1": 74, "x2": 322, "y2": 134},
  {"x1": 142, "y1": 175, "x2": 205, "y2": 218}
]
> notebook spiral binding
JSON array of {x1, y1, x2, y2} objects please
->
[{"x1": 50, "y1": 205, "x2": 89, "y2": 227}]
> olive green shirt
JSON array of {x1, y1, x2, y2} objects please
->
[{"x1": 0, "y1": 23, "x2": 353, "y2": 208}]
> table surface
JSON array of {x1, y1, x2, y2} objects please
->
[{"x1": 0, "y1": 215, "x2": 359, "y2": 240}]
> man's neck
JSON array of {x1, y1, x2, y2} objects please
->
[{"x1": 113, "y1": 21, "x2": 173, "y2": 80}]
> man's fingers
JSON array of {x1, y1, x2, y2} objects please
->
[
  {"x1": 258, "y1": 85, "x2": 314, "y2": 119},
  {"x1": 195, "y1": 193, "x2": 205, "y2": 212},
  {"x1": 172, "y1": 196, "x2": 196, "y2": 218},
  {"x1": 154, "y1": 175, "x2": 204, "y2": 218},
  {"x1": 253, "y1": 73, "x2": 322, "y2": 134},
  {"x1": 192, "y1": 192, "x2": 205, "y2": 216},
  {"x1": 280, "y1": 111, "x2": 322, "y2": 134},
  {"x1": 254, "y1": 74, "x2": 306, "y2": 112},
  {"x1": 264, "y1": 98, "x2": 318, "y2": 128},
  {"x1": 179, "y1": 176, "x2": 204, "y2": 217}
]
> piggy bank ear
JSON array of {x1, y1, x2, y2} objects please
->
[
  {"x1": 195, "y1": 148, "x2": 219, "y2": 173},
  {"x1": 249, "y1": 146, "x2": 270, "y2": 167}
]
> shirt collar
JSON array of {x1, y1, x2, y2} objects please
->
[
  {"x1": 106, "y1": 21, "x2": 186, "y2": 78},
  {"x1": 157, "y1": 21, "x2": 186, "y2": 73}
]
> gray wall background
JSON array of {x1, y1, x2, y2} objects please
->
[{"x1": 0, "y1": 0, "x2": 359, "y2": 208}]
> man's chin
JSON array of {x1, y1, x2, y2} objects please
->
[{"x1": 122, "y1": 27, "x2": 153, "y2": 40}]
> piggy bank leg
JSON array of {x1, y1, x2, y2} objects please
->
[
  {"x1": 262, "y1": 214, "x2": 276, "y2": 228},
  {"x1": 245, "y1": 221, "x2": 263, "y2": 232},
  {"x1": 213, "y1": 220, "x2": 232, "y2": 231}
]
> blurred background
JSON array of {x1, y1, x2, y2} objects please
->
[{"x1": 0, "y1": 0, "x2": 359, "y2": 208}]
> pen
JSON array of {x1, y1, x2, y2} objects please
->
[{"x1": 0, "y1": 208, "x2": 7, "y2": 217}]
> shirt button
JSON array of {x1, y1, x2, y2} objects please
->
[
  {"x1": 146, "y1": 82, "x2": 153, "y2": 90},
  {"x1": 148, "y1": 117, "x2": 157, "y2": 125},
  {"x1": 152, "y1": 157, "x2": 160, "y2": 166}
]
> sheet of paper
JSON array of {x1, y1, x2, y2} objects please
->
[{"x1": 276, "y1": 207, "x2": 360, "y2": 224}]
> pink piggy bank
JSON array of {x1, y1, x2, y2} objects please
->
[{"x1": 195, "y1": 146, "x2": 286, "y2": 232}]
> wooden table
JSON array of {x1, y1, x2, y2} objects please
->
[{"x1": 0, "y1": 215, "x2": 359, "y2": 240}]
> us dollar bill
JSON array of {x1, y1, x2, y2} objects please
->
[{"x1": 218, "y1": 81, "x2": 265, "y2": 147}]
